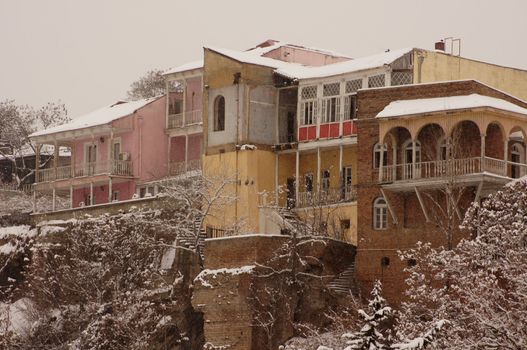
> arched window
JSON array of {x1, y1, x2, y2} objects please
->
[
  {"x1": 373, "y1": 143, "x2": 387, "y2": 169},
  {"x1": 373, "y1": 197, "x2": 388, "y2": 230},
  {"x1": 213, "y1": 95, "x2": 225, "y2": 131}
]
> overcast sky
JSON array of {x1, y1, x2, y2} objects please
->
[{"x1": 1, "y1": 0, "x2": 526, "y2": 118}]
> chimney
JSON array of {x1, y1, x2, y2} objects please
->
[{"x1": 435, "y1": 40, "x2": 445, "y2": 51}]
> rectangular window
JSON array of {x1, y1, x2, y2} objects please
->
[
  {"x1": 391, "y1": 71, "x2": 413, "y2": 86},
  {"x1": 345, "y1": 79, "x2": 363, "y2": 94},
  {"x1": 343, "y1": 166, "x2": 353, "y2": 200},
  {"x1": 340, "y1": 219, "x2": 351, "y2": 230},
  {"x1": 321, "y1": 97, "x2": 339, "y2": 123},
  {"x1": 321, "y1": 170, "x2": 330, "y2": 191},
  {"x1": 112, "y1": 191, "x2": 119, "y2": 201},
  {"x1": 301, "y1": 100, "x2": 317, "y2": 125}
]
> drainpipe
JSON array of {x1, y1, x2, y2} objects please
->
[
  {"x1": 138, "y1": 115, "x2": 143, "y2": 178},
  {"x1": 235, "y1": 77, "x2": 240, "y2": 229}
]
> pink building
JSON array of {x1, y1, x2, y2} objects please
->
[{"x1": 30, "y1": 96, "x2": 171, "y2": 212}]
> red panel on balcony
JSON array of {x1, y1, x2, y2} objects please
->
[
  {"x1": 319, "y1": 123, "x2": 340, "y2": 139},
  {"x1": 329, "y1": 123, "x2": 340, "y2": 138},
  {"x1": 299, "y1": 126, "x2": 316, "y2": 141},
  {"x1": 343, "y1": 121, "x2": 357, "y2": 136},
  {"x1": 319, "y1": 124, "x2": 329, "y2": 138}
]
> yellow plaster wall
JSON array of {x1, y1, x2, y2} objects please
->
[
  {"x1": 295, "y1": 203, "x2": 358, "y2": 244},
  {"x1": 416, "y1": 50, "x2": 527, "y2": 100},
  {"x1": 202, "y1": 149, "x2": 276, "y2": 234}
]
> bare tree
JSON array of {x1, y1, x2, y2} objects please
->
[
  {"x1": 127, "y1": 69, "x2": 166, "y2": 100},
  {"x1": 0, "y1": 99, "x2": 69, "y2": 187}
]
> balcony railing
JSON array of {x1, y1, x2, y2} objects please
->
[
  {"x1": 36, "y1": 160, "x2": 133, "y2": 183},
  {"x1": 379, "y1": 156, "x2": 526, "y2": 183},
  {"x1": 169, "y1": 158, "x2": 202, "y2": 176},
  {"x1": 297, "y1": 186, "x2": 357, "y2": 208},
  {"x1": 167, "y1": 110, "x2": 202, "y2": 129}
]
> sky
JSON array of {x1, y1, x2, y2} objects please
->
[{"x1": 1, "y1": 0, "x2": 527, "y2": 118}]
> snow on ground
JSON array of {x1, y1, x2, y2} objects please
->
[
  {"x1": 0, "y1": 225, "x2": 35, "y2": 240},
  {"x1": 194, "y1": 265, "x2": 256, "y2": 288},
  {"x1": 0, "y1": 298, "x2": 33, "y2": 336}
]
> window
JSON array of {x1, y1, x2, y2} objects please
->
[
  {"x1": 344, "y1": 94, "x2": 357, "y2": 120},
  {"x1": 345, "y1": 79, "x2": 362, "y2": 94},
  {"x1": 373, "y1": 143, "x2": 388, "y2": 168},
  {"x1": 321, "y1": 170, "x2": 330, "y2": 191},
  {"x1": 407, "y1": 258, "x2": 417, "y2": 267},
  {"x1": 138, "y1": 186, "x2": 156, "y2": 198},
  {"x1": 340, "y1": 219, "x2": 351, "y2": 230},
  {"x1": 168, "y1": 99, "x2": 182, "y2": 115},
  {"x1": 391, "y1": 71, "x2": 413, "y2": 86},
  {"x1": 304, "y1": 173, "x2": 313, "y2": 192},
  {"x1": 404, "y1": 140, "x2": 421, "y2": 164},
  {"x1": 373, "y1": 197, "x2": 388, "y2": 230},
  {"x1": 439, "y1": 138, "x2": 449, "y2": 161},
  {"x1": 343, "y1": 166, "x2": 353, "y2": 200},
  {"x1": 300, "y1": 85, "x2": 317, "y2": 126},
  {"x1": 321, "y1": 97, "x2": 339, "y2": 123},
  {"x1": 301, "y1": 100, "x2": 317, "y2": 125},
  {"x1": 112, "y1": 191, "x2": 119, "y2": 201},
  {"x1": 213, "y1": 95, "x2": 225, "y2": 131},
  {"x1": 511, "y1": 143, "x2": 524, "y2": 179},
  {"x1": 368, "y1": 74, "x2": 386, "y2": 88},
  {"x1": 381, "y1": 256, "x2": 390, "y2": 267}
]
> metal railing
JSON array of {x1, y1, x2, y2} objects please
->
[
  {"x1": 297, "y1": 186, "x2": 357, "y2": 208},
  {"x1": 169, "y1": 158, "x2": 202, "y2": 176},
  {"x1": 167, "y1": 110, "x2": 202, "y2": 129},
  {"x1": 379, "y1": 156, "x2": 524, "y2": 183},
  {"x1": 36, "y1": 160, "x2": 133, "y2": 183}
]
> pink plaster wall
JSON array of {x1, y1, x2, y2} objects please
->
[
  {"x1": 72, "y1": 181, "x2": 135, "y2": 208},
  {"x1": 170, "y1": 136, "x2": 186, "y2": 163},
  {"x1": 188, "y1": 133, "x2": 202, "y2": 160},
  {"x1": 185, "y1": 76, "x2": 202, "y2": 111},
  {"x1": 263, "y1": 47, "x2": 350, "y2": 66}
]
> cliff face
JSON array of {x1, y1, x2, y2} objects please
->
[
  {"x1": 1, "y1": 209, "x2": 205, "y2": 350},
  {"x1": 193, "y1": 235, "x2": 357, "y2": 350}
]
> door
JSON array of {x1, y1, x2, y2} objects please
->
[
  {"x1": 111, "y1": 141, "x2": 121, "y2": 174},
  {"x1": 287, "y1": 112, "x2": 296, "y2": 142},
  {"x1": 286, "y1": 177, "x2": 296, "y2": 209},
  {"x1": 86, "y1": 144, "x2": 97, "y2": 175}
]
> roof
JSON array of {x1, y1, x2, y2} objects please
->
[
  {"x1": 29, "y1": 97, "x2": 159, "y2": 138},
  {"x1": 204, "y1": 46, "x2": 301, "y2": 70},
  {"x1": 163, "y1": 59, "x2": 204, "y2": 75},
  {"x1": 275, "y1": 48, "x2": 413, "y2": 80},
  {"x1": 376, "y1": 93, "x2": 527, "y2": 119}
]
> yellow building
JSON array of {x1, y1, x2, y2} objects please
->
[{"x1": 168, "y1": 40, "x2": 527, "y2": 247}]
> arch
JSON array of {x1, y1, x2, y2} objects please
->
[
  {"x1": 508, "y1": 125, "x2": 527, "y2": 141},
  {"x1": 416, "y1": 123, "x2": 445, "y2": 162},
  {"x1": 485, "y1": 122, "x2": 506, "y2": 159},
  {"x1": 380, "y1": 125, "x2": 412, "y2": 145},
  {"x1": 213, "y1": 95, "x2": 225, "y2": 131},
  {"x1": 450, "y1": 120, "x2": 481, "y2": 159},
  {"x1": 484, "y1": 120, "x2": 506, "y2": 139},
  {"x1": 373, "y1": 197, "x2": 388, "y2": 230}
]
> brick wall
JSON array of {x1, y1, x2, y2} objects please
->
[{"x1": 355, "y1": 80, "x2": 524, "y2": 303}]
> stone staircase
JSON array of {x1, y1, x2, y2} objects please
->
[
  {"x1": 327, "y1": 263, "x2": 358, "y2": 296},
  {"x1": 175, "y1": 216, "x2": 207, "y2": 260}
]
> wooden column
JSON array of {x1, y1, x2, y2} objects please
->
[
  {"x1": 275, "y1": 153, "x2": 279, "y2": 206},
  {"x1": 185, "y1": 134, "x2": 189, "y2": 172},
  {"x1": 70, "y1": 184, "x2": 73, "y2": 209},
  {"x1": 182, "y1": 79, "x2": 187, "y2": 126},
  {"x1": 52, "y1": 187, "x2": 56, "y2": 211},
  {"x1": 339, "y1": 145, "x2": 343, "y2": 190},
  {"x1": 411, "y1": 140, "x2": 417, "y2": 179},
  {"x1": 108, "y1": 177, "x2": 113, "y2": 203},
  {"x1": 35, "y1": 143, "x2": 40, "y2": 183},
  {"x1": 378, "y1": 143, "x2": 385, "y2": 182},
  {"x1": 480, "y1": 134, "x2": 486, "y2": 171},
  {"x1": 89, "y1": 182, "x2": 94, "y2": 206},
  {"x1": 53, "y1": 140, "x2": 59, "y2": 180},
  {"x1": 317, "y1": 147, "x2": 321, "y2": 191},
  {"x1": 295, "y1": 150, "x2": 300, "y2": 205},
  {"x1": 504, "y1": 139, "x2": 509, "y2": 176}
]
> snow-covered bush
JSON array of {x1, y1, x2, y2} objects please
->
[{"x1": 397, "y1": 180, "x2": 527, "y2": 349}]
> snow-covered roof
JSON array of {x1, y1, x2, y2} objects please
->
[
  {"x1": 163, "y1": 59, "x2": 204, "y2": 75},
  {"x1": 204, "y1": 46, "x2": 301, "y2": 70},
  {"x1": 275, "y1": 48, "x2": 413, "y2": 80},
  {"x1": 29, "y1": 97, "x2": 159, "y2": 138},
  {"x1": 376, "y1": 93, "x2": 527, "y2": 119}
]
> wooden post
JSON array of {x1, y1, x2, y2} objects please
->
[
  {"x1": 52, "y1": 187, "x2": 56, "y2": 211},
  {"x1": 70, "y1": 184, "x2": 73, "y2": 209},
  {"x1": 185, "y1": 134, "x2": 189, "y2": 172},
  {"x1": 378, "y1": 142, "x2": 385, "y2": 182},
  {"x1": 480, "y1": 134, "x2": 486, "y2": 172},
  {"x1": 182, "y1": 79, "x2": 187, "y2": 126},
  {"x1": 503, "y1": 139, "x2": 509, "y2": 176},
  {"x1": 275, "y1": 153, "x2": 279, "y2": 206},
  {"x1": 54, "y1": 140, "x2": 59, "y2": 180},
  {"x1": 35, "y1": 143, "x2": 40, "y2": 183},
  {"x1": 339, "y1": 145, "x2": 343, "y2": 192},
  {"x1": 295, "y1": 150, "x2": 300, "y2": 205},
  {"x1": 317, "y1": 147, "x2": 321, "y2": 192},
  {"x1": 90, "y1": 182, "x2": 94, "y2": 206},
  {"x1": 411, "y1": 139, "x2": 417, "y2": 179},
  {"x1": 108, "y1": 178, "x2": 113, "y2": 203}
]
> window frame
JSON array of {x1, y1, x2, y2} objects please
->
[
  {"x1": 373, "y1": 143, "x2": 388, "y2": 169},
  {"x1": 373, "y1": 197, "x2": 388, "y2": 230},
  {"x1": 213, "y1": 95, "x2": 226, "y2": 132}
]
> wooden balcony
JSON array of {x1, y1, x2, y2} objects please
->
[
  {"x1": 167, "y1": 110, "x2": 202, "y2": 129},
  {"x1": 36, "y1": 160, "x2": 133, "y2": 183},
  {"x1": 297, "y1": 186, "x2": 357, "y2": 208},
  {"x1": 379, "y1": 156, "x2": 525, "y2": 190},
  {"x1": 169, "y1": 158, "x2": 202, "y2": 176}
]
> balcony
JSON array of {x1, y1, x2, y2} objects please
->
[
  {"x1": 297, "y1": 187, "x2": 357, "y2": 208},
  {"x1": 167, "y1": 110, "x2": 202, "y2": 129},
  {"x1": 379, "y1": 156, "x2": 525, "y2": 188},
  {"x1": 169, "y1": 158, "x2": 202, "y2": 177},
  {"x1": 36, "y1": 160, "x2": 133, "y2": 183}
]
